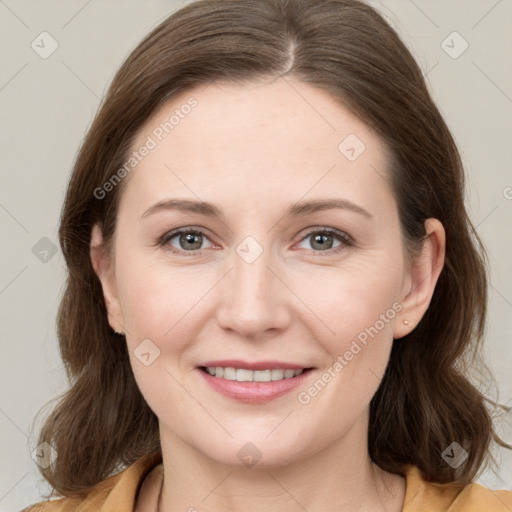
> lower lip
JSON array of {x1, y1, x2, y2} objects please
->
[{"x1": 196, "y1": 367, "x2": 314, "y2": 403}]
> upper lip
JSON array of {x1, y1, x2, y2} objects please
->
[{"x1": 198, "y1": 360, "x2": 313, "y2": 371}]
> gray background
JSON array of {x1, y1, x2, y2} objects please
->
[{"x1": 0, "y1": 0, "x2": 511, "y2": 509}]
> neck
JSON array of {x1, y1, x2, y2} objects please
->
[{"x1": 155, "y1": 414, "x2": 405, "y2": 512}]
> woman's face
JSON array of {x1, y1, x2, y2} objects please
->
[{"x1": 92, "y1": 77, "x2": 444, "y2": 468}]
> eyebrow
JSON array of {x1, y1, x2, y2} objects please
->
[{"x1": 141, "y1": 198, "x2": 373, "y2": 220}]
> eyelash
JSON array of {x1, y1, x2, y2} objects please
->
[{"x1": 157, "y1": 226, "x2": 354, "y2": 257}]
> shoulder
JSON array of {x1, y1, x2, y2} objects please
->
[
  {"x1": 403, "y1": 465, "x2": 512, "y2": 512},
  {"x1": 21, "y1": 451, "x2": 162, "y2": 512}
]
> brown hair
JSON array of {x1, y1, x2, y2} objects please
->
[{"x1": 33, "y1": 0, "x2": 510, "y2": 498}]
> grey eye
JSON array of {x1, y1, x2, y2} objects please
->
[
  {"x1": 297, "y1": 232, "x2": 342, "y2": 251},
  {"x1": 166, "y1": 231, "x2": 214, "y2": 251}
]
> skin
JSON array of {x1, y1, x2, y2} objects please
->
[{"x1": 90, "y1": 76, "x2": 445, "y2": 512}]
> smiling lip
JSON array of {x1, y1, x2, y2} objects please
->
[
  {"x1": 196, "y1": 361, "x2": 315, "y2": 403},
  {"x1": 197, "y1": 360, "x2": 309, "y2": 370}
]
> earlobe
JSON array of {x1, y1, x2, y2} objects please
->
[
  {"x1": 90, "y1": 223, "x2": 125, "y2": 334},
  {"x1": 393, "y1": 218, "x2": 446, "y2": 340}
]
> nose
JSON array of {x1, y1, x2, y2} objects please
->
[{"x1": 216, "y1": 244, "x2": 292, "y2": 339}]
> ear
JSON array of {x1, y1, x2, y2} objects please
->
[
  {"x1": 393, "y1": 218, "x2": 446, "y2": 339},
  {"x1": 90, "y1": 223, "x2": 125, "y2": 334}
]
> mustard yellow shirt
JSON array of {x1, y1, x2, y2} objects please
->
[{"x1": 22, "y1": 452, "x2": 512, "y2": 511}]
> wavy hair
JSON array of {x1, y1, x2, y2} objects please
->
[{"x1": 32, "y1": 0, "x2": 510, "y2": 498}]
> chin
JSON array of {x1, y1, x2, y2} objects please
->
[{"x1": 196, "y1": 436, "x2": 307, "y2": 470}]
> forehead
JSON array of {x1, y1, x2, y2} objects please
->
[{"x1": 120, "y1": 78, "x2": 393, "y2": 218}]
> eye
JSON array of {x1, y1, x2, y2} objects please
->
[
  {"x1": 157, "y1": 226, "x2": 353, "y2": 256},
  {"x1": 295, "y1": 227, "x2": 353, "y2": 253},
  {"x1": 159, "y1": 228, "x2": 215, "y2": 254}
]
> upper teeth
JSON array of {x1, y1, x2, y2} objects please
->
[{"x1": 205, "y1": 367, "x2": 304, "y2": 382}]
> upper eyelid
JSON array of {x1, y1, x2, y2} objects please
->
[
  {"x1": 300, "y1": 226, "x2": 351, "y2": 239},
  {"x1": 163, "y1": 227, "x2": 216, "y2": 243}
]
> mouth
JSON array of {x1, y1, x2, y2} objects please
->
[
  {"x1": 197, "y1": 366, "x2": 315, "y2": 382},
  {"x1": 195, "y1": 364, "x2": 316, "y2": 403}
]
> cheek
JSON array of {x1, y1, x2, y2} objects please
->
[
  {"x1": 289, "y1": 258, "x2": 402, "y2": 410},
  {"x1": 290, "y1": 256, "x2": 402, "y2": 346},
  {"x1": 116, "y1": 251, "x2": 212, "y2": 340},
  {"x1": 116, "y1": 259, "x2": 202, "y2": 414}
]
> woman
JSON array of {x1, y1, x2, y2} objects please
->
[{"x1": 24, "y1": 0, "x2": 512, "y2": 510}]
